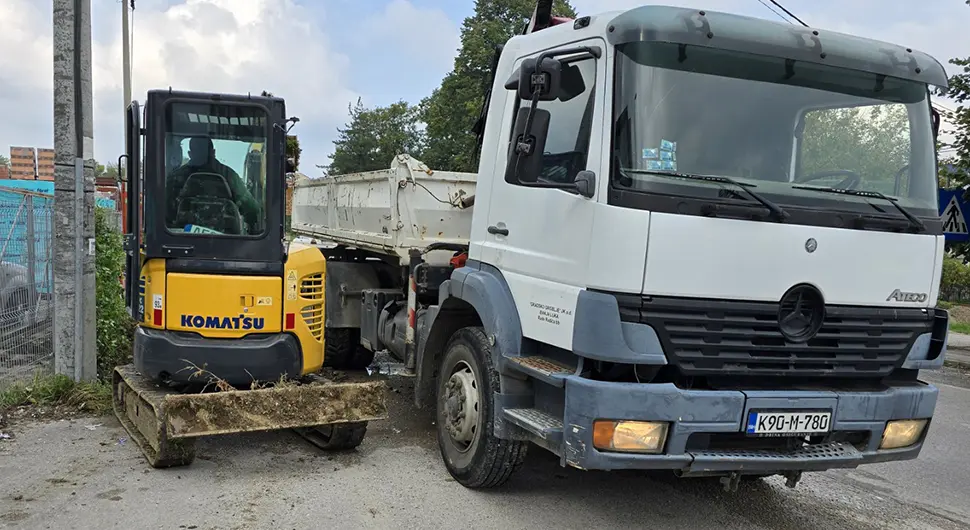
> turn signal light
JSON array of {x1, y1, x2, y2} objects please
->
[
  {"x1": 592, "y1": 420, "x2": 668, "y2": 453},
  {"x1": 880, "y1": 419, "x2": 928, "y2": 450}
]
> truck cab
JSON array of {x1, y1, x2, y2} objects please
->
[{"x1": 429, "y1": 6, "x2": 949, "y2": 487}]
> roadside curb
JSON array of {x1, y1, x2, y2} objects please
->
[{"x1": 944, "y1": 346, "x2": 970, "y2": 371}]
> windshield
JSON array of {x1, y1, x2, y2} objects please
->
[
  {"x1": 611, "y1": 41, "x2": 938, "y2": 217},
  {"x1": 163, "y1": 102, "x2": 268, "y2": 236}
]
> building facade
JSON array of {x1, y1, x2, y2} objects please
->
[{"x1": 5, "y1": 146, "x2": 55, "y2": 181}]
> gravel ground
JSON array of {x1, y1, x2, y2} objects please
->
[{"x1": 1, "y1": 369, "x2": 969, "y2": 530}]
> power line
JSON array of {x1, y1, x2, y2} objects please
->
[
  {"x1": 766, "y1": 0, "x2": 808, "y2": 27},
  {"x1": 756, "y1": 0, "x2": 792, "y2": 24}
]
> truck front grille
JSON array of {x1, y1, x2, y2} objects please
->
[{"x1": 613, "y1": 294, "x2": 938, "y2": 378}]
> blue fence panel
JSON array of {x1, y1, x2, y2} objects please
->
[{"x1": 0, "y1": 187, "x2": 53, "y2": 295}]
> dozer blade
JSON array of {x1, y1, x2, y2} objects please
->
[{"x1": 112, "y1": 364, "x2": 388, "y2": 468}]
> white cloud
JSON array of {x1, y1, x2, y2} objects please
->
[
  {"x1": 90, "y1": 0, "x2": 359, "y2": 170},
  {"x1": 0, "y1": 0, "x2": 965, "y2": 172},
  {"x1": 0, "y1": 0, "x2": 363, "y2": 170},
  {"x1": 0, "y1": 0, "x2": 461, "y2": 173},
  {"x1": 0, "y1": 1, "x2": 56, "y2": 152}
]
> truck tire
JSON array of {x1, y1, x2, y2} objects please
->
[
  {"x1": 323, "y1": 328, "x2": 375, "y2": 370},
  {"x1": 435, "y1": 326, "x2": 528, "y2": 488}
]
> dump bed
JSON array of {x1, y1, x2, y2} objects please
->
[{"x1": 290, "y1": 155, "x2": 476, "y2": 262}]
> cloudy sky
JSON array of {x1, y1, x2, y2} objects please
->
[{"x1": 0, "y1": 0, "x2": 967, "y2": 174}]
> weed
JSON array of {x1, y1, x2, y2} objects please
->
[
  {"x1": 177, "y1": 361, "x2": 235, "y2": 393},
  {"x1": 0, "y1": 374, "x2": 112, "y2": 415}
]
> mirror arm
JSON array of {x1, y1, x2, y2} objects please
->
[{"x1": 510, "y1": 91, "x2": 544, "y2": 179}]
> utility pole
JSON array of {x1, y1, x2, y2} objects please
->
[
  {"x1": 52, "y1": 0, "x2": 97, "y2": 382},
  {"x1": 122, "y1": 0, "x2": 131, "y2": 110}
]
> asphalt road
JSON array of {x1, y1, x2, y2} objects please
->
[{"x1": 1, "y1": 368, "x2": 969, "y2": 530}]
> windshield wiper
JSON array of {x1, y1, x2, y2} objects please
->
[
  {"x1": 622, "y1": 169, "x2": 790, "y2": 222},
  {"x1": 790, "y1": 185, "x2": 925, "y2": 233}
]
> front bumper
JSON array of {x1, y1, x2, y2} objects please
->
[{"x1": 561, "y1": 376, "x2": 937, "y2": 473}]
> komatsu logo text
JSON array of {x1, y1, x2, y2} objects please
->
[{"x1": 180, "y1": 314, "x2": 265, "y2": 330}]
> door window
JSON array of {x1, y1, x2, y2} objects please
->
[{"x1": 509, "y1": 55, "x2": 597, "y2": 185}]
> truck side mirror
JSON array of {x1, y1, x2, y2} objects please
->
[
  {"x1": 505, "y1": 107, "x2": 550, "y2": 184},
  {"x1": 574, "y1": 170, "x2": 595, "y2": 198},
  {"x1": 514, "y1": 57, "x2": 562, "y2": 102}
]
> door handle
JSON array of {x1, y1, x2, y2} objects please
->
[{"x1": 487, "y1": 225, "x2": 509, "y2": 236}]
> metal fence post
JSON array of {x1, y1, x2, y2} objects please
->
[{"x1": 25, "y1": 195, "x2": 38, "y2": 321}]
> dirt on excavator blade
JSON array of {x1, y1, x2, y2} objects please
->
[{"x1": 112, "y1": 364, "x2": 388, "y2": 468}]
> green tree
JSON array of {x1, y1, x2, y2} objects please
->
[
  {"x1": 325, "y1": 98, "x2": 425, "y2": 175},
  {"x1": 934, "y1": 1, "x2": 970, "y2": 261},
  {"x1": 420, "y1": 0, "x2": 577, "y2": 172},
  {"x1": 93, "y1": 162, "x2": 121, "y2": 182},
  {"x1": 286, "y1": 135, "x2": 302, "y2": 171},
  {"x1": 0, "y1": 155, "x2": 9, "y2": 168},
  {"x1": 938, "y1": 2, "x2": 970, "y2": 188}
]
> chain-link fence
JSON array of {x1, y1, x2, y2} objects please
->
[{"x1": 0, "y1": 187, "x2": 54, "y2": 389}]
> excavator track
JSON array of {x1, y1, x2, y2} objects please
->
[
  {"x1": 111, "y1": 364, "x2": 387, "y2": 468},
  {"x1": 112, "y1": 365, "x2": 197, "y2": 468}
]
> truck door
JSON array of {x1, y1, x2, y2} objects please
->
[{"x1": 478, "y1": 39, "x2": 605, "y2": 350}]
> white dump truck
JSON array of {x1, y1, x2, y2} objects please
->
[{"x1": 292, "y1": 2, "x2": 951, "y2": 490}]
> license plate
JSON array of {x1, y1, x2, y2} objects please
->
[{"x1": 746, "y1": 411, "x2": 832, "y2": 436}]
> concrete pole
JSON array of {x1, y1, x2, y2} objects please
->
[
  {"x1": 53, "y1": 0, "x2": 97, "y2": 382},
  {"x1": 122, "y1": 0, "x2": 131, "y2": 111}
]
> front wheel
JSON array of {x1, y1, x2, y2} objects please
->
[{"x1": 435, "y1": 327, "x2": 528, "y2": 488}]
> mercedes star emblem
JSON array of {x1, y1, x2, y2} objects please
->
[
  {"x1": 777, "y1": 285, "x2": 825, "y2": 343},
  {"x1": 805, "y1": 238, "x2": 817, "y2": 253}
]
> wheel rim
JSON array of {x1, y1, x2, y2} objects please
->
[{"x1": 443, "y1": 360, "x2": 480, "y2": 452}]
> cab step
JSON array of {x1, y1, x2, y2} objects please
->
[
  {"x1": 503, "y1": 408, "x2": 564, "y2": 446},
  {"x1": 505, "y1": 356, "x2": 574, "y2": 387}
]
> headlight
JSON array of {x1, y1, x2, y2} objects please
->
[
  {"x1": 592, "y1": 420, "x2": 669, "y2": 453},
  {"x1": 879, "y1": 419, "x2": 928, "y2": 450}
]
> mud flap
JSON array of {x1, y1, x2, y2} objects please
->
[{"x1": 112, "y1": 364, "x2": 388, "y2": 468}]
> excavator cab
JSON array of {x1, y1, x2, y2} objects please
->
[
  {"x1": 115, "y1": 90, "x2": 386, "y2": 469},
  {"x1": 124, "y1": 91, "x2": 284, "y2": 293}
]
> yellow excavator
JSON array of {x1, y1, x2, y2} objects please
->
[{"x1": 114, "y1": 89, "x2": 386, "y2": 467}]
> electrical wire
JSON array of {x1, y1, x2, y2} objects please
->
[
  {"x1": 412, "y1": 180, "x2": 460, "y2": 206},
  {"x1": 766, "y1": 0, "x2": 808, "y2": 27},
  {"x1": 756, "y1": 0, "x2": 792, "y2": 24}
]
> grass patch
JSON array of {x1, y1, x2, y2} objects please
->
[
  {"x1": 0, "y1": 374, "x2": 112, "y2": 416},
  {"x1": 949, "y1": 321, "x2": 970, "y2": 335}
]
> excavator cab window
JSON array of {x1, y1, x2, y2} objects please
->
[{"x1": 163, "y1": 104, "x2": 268, "y2": 236}]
